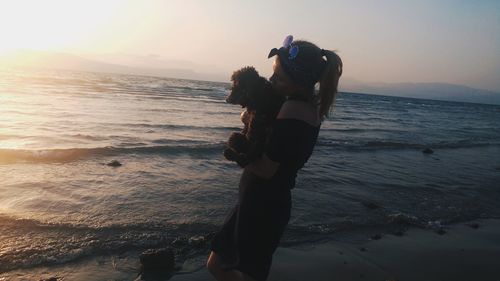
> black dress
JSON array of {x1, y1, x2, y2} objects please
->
[{"x1": 210, "y1": 117, "x2": 320, "y2": 281}]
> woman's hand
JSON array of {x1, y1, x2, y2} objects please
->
[{"x1": 244, "y1": 153, "x2": 280, "y2": 179}]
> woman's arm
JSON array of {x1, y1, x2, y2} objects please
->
[
  {"x1": 244, "y1": 153, "x2": 280, "y2": 179},
  {"x1": 244, "y1": 101, "x2": 301, "y2": 179},
  {"x1": 245, "y1": 100, "x2": 318, "y2": 179}
]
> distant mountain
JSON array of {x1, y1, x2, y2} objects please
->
[
  {"x1": 0, "y1": 50, "x2": 227, "y2": 82},
  {"x1": 2, "y1": 50, "x2": 499, "y2": 105},
  {"x1": 341, "y1": 78, "x2": 500, "y2": 105}
]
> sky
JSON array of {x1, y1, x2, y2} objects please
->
[{"x1": 0, "y1": 0, "x2": 499, "y2": 91}]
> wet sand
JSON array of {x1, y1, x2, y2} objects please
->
[
  {"x1": 172, "y1": 219, "x2": 500, "y2": 281},
  {"x1": 3, "y1": 219, "x2": 499, "y2": 281}
]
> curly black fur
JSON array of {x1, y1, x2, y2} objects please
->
[{"x1": 224, "y1": 66, "x2": 285, "y2": 167}]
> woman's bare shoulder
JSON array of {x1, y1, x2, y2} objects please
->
[{"x1": 277, "y1": 100, "x2": 320, "y2": 127}]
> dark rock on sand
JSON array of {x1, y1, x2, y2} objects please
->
[
  {"x1": 171, "y1": 237, "x2": 187, "y2": 247},
  {"x1": 188, "y1": 235, "x2": 206, "y2": 248},
  {"x1": 436, "y1": 228, "x2": 446, "y2": 235},
  {"x1": 359, "y1": 247, "x2": 367, "y2": 252},
  {"x1": 467, "y1": 223, "x2": 480, "y2": 229},
  {"x1": 388, "y1": 213, "x2": 419, "y2": 225},
  {"x1": 361, "y1": 201, "x2": 380, "y2": 210},
  {"x1": 139, "y1": 270, "x2": 174, "y2": 280},
  {"x1": 106, "y1": 160, "x2": 122, "y2": 167},
  {"x1": 422, "y1": 148, "x2": 434, "y2": 154},
  {"x1": 140, "y1": 248, "x2": 175, "y2": 271},
  {"x1": 392, "y1": 229, "x2": 405, "y2": 236},
  {"x1": 370, "y1": 234, "x2": 382, "y2": 240}
]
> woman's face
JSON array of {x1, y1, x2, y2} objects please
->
[{"x1": 269, "y1": 58, "x2": 298, "y2": 96}]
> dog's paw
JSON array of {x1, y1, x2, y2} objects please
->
[
  {"x1": 223, "y1": 148, "x2": 238, "y2": 161},
  {"x1": 228, "y1": 132, "x2": 248, "y2": 151},
  {"x1": 229, "y1": 132, "x2": 245, "y2": 141}
]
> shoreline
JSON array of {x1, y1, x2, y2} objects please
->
[
  {"x1": 1, "y1": 218, "x2": 499, "y2": 280},
  {"x1": 172, "y1": 218, "x2": 500, "y2": 281}
]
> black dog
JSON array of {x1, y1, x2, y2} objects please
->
[{"x1": 224, "y1": 66, "x2": 285, "y2": 168}]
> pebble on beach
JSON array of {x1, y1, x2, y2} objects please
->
[
  {"x1": 392, "y1": 229, "x2": 406, "y2": 236},
  {"x1": 361, "y1": 201, "x2": 381, "y2": 210},
  {"x1": 422, "y1": 148, "x2": 434, "y2": 154},
  {"x1": 188, "y1": 235, "x2": 206, "y2": 248},
  {"x1": 388, "y1": 213, "x2": 419, "y2": 225},
  {"x1": 467, "y1": 223, "x2": 480, "y2": 229},
  {"x1": 106, "y1": 160, "x2": 122, "y2": 167},
  {"x1": 139, "y1": 248, "x2": 176, "y2": 271},
  {"x1": 39, "y1": 277, "x2": 60, "y2": 281},
  {"x1": 436, "y1": 228, "x2": 446, "y2": 235}
]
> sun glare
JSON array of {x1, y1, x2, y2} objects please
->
[{"x1": 0, "y1": 0, "x2": 121, "y2": 54}]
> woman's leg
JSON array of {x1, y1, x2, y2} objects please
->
[
  {"x1": 206, "y1": 251, "x2": 258, "y2": 281},
  {"x1": 206, "y1": 251, "x2": 243, "y2": 281}
]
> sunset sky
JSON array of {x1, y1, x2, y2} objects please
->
[{"x1": 0, "y1": 0, "x2": 499, "y2": 91}]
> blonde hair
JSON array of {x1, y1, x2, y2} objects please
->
[
  {"x1": 318, "y1": 49, "x2": 343, "y2": 119},
  {"x1": 286, "y1": 40, "x2": 343, "y2": 120}
]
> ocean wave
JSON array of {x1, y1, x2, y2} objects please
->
[
  {"x1": 1, "y1": 137, "x2": 497, "y2": 164},
  {"x1": 316, "y1": 139, "x2": 500, "y2": 150},
  {"x1": 0, "y1": 214, "x2": 218, "y2": 273},
  {"x1": 168, "y1": 85, "x2": 222, "y2": 92},
  {"x1": 0, "y1": 142, "x2": 226, "y2": 164},
  {"x1": 0, "y1": 134, "x2": 25, "y2": 140},
  {"x1": 123, "y1": 123, "x2": 239, "y2": 131},
  {"x1": 69, "y1": 133, "x2": 109, "y2": 141},
  {"x1": 1, "y1": 211, "x2": 495, "y2": 273}
]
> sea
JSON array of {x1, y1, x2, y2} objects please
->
[{"x1": 1, "y1": 68, "x2": 499, "y2": 277}]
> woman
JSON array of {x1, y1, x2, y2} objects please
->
[{"x1": 207, "y1": 35, "x2": 343, "y2": 281}]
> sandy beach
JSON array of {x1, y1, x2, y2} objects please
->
[
  {"x1": 2, "y1": 218, "x2": 498, "y2": 281},
  {"x1": 172, "y1": 219, "x2": 500, "y2": 281},
  {"x1": 1, "y1": 1, "x2": 500, "y2": 280}
]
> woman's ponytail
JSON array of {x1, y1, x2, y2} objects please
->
[
  {"x1": 318, "y1": 50, "x2": 343, "y2": 120},
  {"x1": 278, "y1": 39, "x2": 342, "y2": 119}
]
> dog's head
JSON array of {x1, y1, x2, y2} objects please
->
[{"x1": 226, "y1": 66, "x2": 263, "y2": 108}]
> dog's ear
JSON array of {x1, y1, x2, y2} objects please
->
[
  {"x1": 231, "y1": 68, "x2": 242, "y2": 83},
  {"x1": 231, "y1": 66, "x2": 259, "y2": 83},
  {"x1": 241, "y1": 67, "x2": 260, "y2": 82}
]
